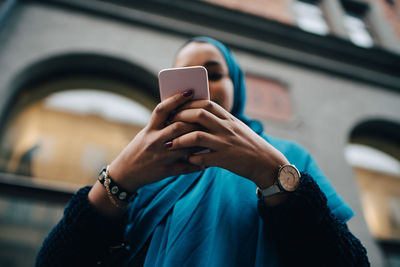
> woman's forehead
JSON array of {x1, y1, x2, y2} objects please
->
[{"x1": 174, "y1": 42, "x2": 227, "y2": 69}]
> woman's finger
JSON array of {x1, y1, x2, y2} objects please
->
[
  {"x1": 179, "y1": 100, "x2": 228, "y2": 119},
  {"x1": 159, "y1": 121, "x2": 202, "y2": 142},
  {"x1": 173, "y1": 108, "x2": 224, "y2": 132},
  {"x1": 187, "y1": 151, "x2": 220, "y2": 168},
  {"x1": 150, "y1": 90, "x2": 194, "y2": 129},
  {"x1": 164, "y1": 147, "x2": 202, "y2": 161},
  {"x1": 167, "y1": 161, "x2": 204, "y2": 176},
  {"x1": 168, "y1": 131, "x2": 223, "y2": 151}
]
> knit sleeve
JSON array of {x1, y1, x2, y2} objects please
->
[
  {"x1": 258, "y1": 173, "x2": 370, "y2": 267},
  {"x1": 35, "y1": 186, "x2": 128, "y2": 267}
]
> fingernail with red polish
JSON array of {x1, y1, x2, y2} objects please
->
[
  {"x1": 182, "y1": 90, "x2": 193, "y2": 97},
  {"x1": 164, "y1": 141, "x2": 173, "y2": 148}
]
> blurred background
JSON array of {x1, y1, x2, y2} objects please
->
[{"x1": 0, "y1": 0, "x2": 399, "y2": 266}]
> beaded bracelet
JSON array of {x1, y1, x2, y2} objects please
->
[{"x1": 98, "y1": 166, "x2": 136, "y2": 208}]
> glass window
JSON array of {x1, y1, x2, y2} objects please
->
[
  {"x1": 343, "y1": 13, "x2": 374, "y2": 47},
  {"x1": 340, "y1": 0, "x2": 375, "y2": 48},
  {"x1": 385, "y1": 0, "x2": 395, "y2": 6},
  {"x1": 0, "y1": 77, "x2": 155, "y2": 190},
  {"x1": 293, "y1": 0, "x2": 329, "y2": 35},
  {"x1": 345, "y1": 144, "x2": 400, "y2": 240},
  {"x1": 345, "y1": 135, "x2": 400, "y2": 266}
]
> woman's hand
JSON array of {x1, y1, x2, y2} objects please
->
[
  {"x1": 168, "y1": 100, "x2": 289, "y2": 190},
  {"x1": 89, "y1": 90, "x2": 203, "y2": 216},
  {"x1": 108, "y1": 90, "x2": 204, "y2": 192}
]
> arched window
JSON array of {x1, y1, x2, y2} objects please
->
[
  {"x1": 1, "y1": 87, "x2": 152, "y2": 186},
  {"x1": 346, "y1": 119, "x2": 400, "y2": 266},
  {"x1": 0, "y1": 54, "x2": 158, "y2": 265},
  {"x1": 0, "y1": 54, "x2": 158, "y2": 191}
]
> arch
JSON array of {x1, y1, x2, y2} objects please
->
[
  {"x1": 0, "y1": 52, "x2": 159, "y2": 132},
  {"x1": 346, "y1": 117, "x2": 400, "y2": 262},
  {"x1": 349, "y1": 118, "x2": 400, "y2": 161},
  {"x1": 0, "y1": 52, "x2": 159, "y2": 187}
]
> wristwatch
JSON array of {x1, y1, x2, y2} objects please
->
[{"x1": 256, "y1": 164, "x2": 301, "y2": 199}]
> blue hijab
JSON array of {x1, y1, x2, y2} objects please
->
[{"x1": 124, "y1": 37, "x2": 353, "y2": 266}]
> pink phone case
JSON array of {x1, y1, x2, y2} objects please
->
[{"x1": 158, "y1": 66, "x2": 210, "y2": 101}]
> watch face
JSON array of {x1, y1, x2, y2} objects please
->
[{"x1": 278, "y1": 165, "x2": 300, "y2": 192}]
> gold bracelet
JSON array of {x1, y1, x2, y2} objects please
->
[{"x1": 103, "y1": 166, "x2": 127, "y2": 209}]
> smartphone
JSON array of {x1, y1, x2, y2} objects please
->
[
  {"x1": 158, "y1": 66, "x2": 210, "y2": 101},
  {"x1": 159, "y1": 66, "x2": 211, "y2": 155}
]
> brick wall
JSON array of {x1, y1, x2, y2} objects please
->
[
  {"x1": 245, "y1": 75, "x2": 293, "y2": 123},
  {"x1": 204, "y1": 0, "x2": 294, "y2": 24}
]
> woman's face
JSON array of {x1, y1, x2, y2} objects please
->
[{"x1": 174, "y1": 42, "x2": 234, "y2": 112}]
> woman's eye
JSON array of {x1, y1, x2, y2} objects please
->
[{"x1": 208, "y1": 73, "x2": 223, "y2": 82}]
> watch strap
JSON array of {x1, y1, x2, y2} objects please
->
[
  {"x1": 260, "y1": 184, "x2": 281, "y2": 196},
  {"x1": 257, "y1": 184, "x2": 281, "y2": 199}
]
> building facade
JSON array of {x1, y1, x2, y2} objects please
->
[{"x1": 0, "y1": 0, "x2": 399, "y2": 266}]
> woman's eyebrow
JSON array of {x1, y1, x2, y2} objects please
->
[{"x1": 203, "y1": 61, "x2": 221, "y2": 67}]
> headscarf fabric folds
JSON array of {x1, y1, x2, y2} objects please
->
[{"x1": 124, "y1": 37, "x2": 353, "y2": 266}]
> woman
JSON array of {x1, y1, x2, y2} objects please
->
[{"x1": 36, "y1": 37, "x2": 369, "y2": 266}]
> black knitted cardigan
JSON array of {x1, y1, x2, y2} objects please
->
[{"x1": 35, "y1": 174, "x2": 370, "y2": 267}]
